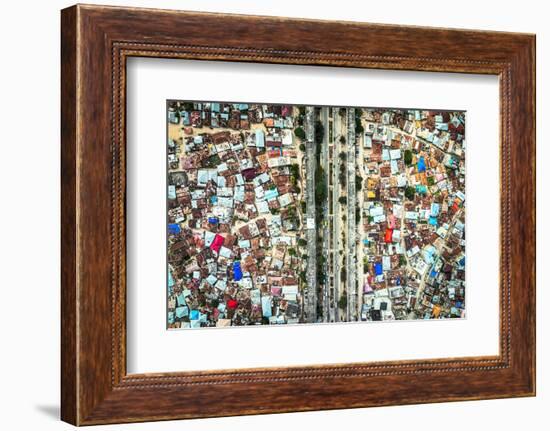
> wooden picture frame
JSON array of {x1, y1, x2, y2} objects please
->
[{"x1": 61, "y1": 4, "x2": 536, "y2": 425}]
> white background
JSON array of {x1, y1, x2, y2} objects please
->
[
  {"x1": 127, "y1": 58, "x2": 499, "y2": 373},
  {"x1": 0, "y1": 0, "x2": 547, "y2": 430}
]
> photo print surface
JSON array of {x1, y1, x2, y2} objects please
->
[{"x1": 167, "y1": 101, "x2": 466, "y2": 329}]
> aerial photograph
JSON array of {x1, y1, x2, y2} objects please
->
[{"x1": 166, "y1": 101, "x2": 466, "y2": 329}]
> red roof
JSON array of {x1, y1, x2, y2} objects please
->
[
  {"x1": 210, "y1": 234, "x2": 224, "y2": 253},
  {"x1": 384, "y1": 228, "x2": 394, "y2": 243}
]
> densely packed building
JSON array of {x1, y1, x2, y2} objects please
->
[
  {"x1": 167, "y1": 102, "x2": 307, "y2": 328},
  {"x1": 359, "y1": 109, "x2": 466, "y2": 321},
  {"x1": 166, "y1": 101, "x2": 466, "y2": 328}
]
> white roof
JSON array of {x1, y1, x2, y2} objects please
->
[{"x1": 370, "y1": 206, "x2": 384, "y2": 217}]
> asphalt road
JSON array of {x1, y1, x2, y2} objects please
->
[
  {"x1": 304, "y1": 106, "x2": 318, "y2": 323},
  {"x1": 332, "y1": 109, "x2": 341, "y2": 322},
  {"x1": 320, "y1": 106, "x2": 331, "y2": 322},
  {"x1": 346, "y1": 108, "x2": 357, "y2": 321}
]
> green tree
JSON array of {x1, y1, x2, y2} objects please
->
[
  {"x1": 355, "y1": 118, "x2": 364, "y2": 134},
  {"x1": 355, "y1": 174, "x2": 363, "y2": 191},
  {"x1": 404, "y1": 149, "x2": 413, "y2": 165},
  {"x1": 299, "y1": 143, "x2": 305, "y2": 152},
  {"x1": 339, "y1": 196, "x2": 347, "y2": 205},
  {"x1": 315, "y1": 121, "x2": 324, "y2": 144},
  {"x1": 315, "y1": 181, "x2": 327, "y2": 205},
  {"x1": 294, "y1": 127, "x2": 306, "y2": 140},
  {"x1": 339, "y1": 171, "x2": 347, "y2": 186},
  {"x1": 405, "y1": 186, "x2": 416, "y2": 201},
  {"x1": 315, "y1": 167, "x2": 327, "y2": 206},
  {"x1": 338, "y1": 295, "x2": 348, "y2": 309},
  {"x1": 289, "y1": 163, "x2": 300, "y2": 179},
  {"x1": 340, "y1": 268, "x2": 347, "y2": 283}
]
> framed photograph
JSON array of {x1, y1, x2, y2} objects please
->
[{"x1": 61, "y1": 4, "x2": 536, "y2": 425}]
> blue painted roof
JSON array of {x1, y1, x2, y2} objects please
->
[
  {"x1": 233, "y1": 261, "x2": 243, "y2": 281},
  {"x1": 417, "y1": 156, "x2": 426, "y2": 172},
  {"x1": 168, "y1": 223, "x2": 181, "y2": 234},
  {"x1": 416, "y1": 184, "x2": 427, "y2": 194},
  {"x1": 264, "y1": 188, "x2": 279, "y2": 200},
  {"x1": 375, "y1": 262, "x2": 383, "y2": 276}
]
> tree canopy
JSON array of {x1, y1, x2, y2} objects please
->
[
  {"x1": 404, "y1": 149, "x2": 413, "y2": 165},
  {"x1": 294, "y1": 126, "x2": 306, "y2": 140},
  {"x1": 405, "y1": 186, "x2": 416, "y2": 201},
  {"x1": 338, "y1": 294, "x2": 347, "y2": 309}
]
